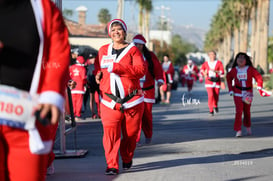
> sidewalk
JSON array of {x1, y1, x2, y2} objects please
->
[{"x1": 47, "y1": 83, "x2": 273, "y2": 181}]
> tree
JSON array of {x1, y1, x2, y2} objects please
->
[
  {"x1": 63, "y1": 9, "x2": 73, "y2": 18},
  {"x1": 98, "y1": 8, "x2": 111, "y2": 25}
]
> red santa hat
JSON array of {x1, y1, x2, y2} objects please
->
[
  {"x1": 76, "y1": 56, "x2": 85, "y2": 64},
  {"x1": 133, "y1": 34, "x2": 147, "y2": 45},
  {"x1": 107, "y1": 19, "x2": 127, "y2": 36}
]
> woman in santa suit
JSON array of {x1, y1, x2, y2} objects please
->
[
  {"x1": 200, "y1": 50, "x2": 224, "y2": 116},
  {"x1": 132, "y1": 34, "x2": 164, "y2": 145},
  {"x1": 0, "y1": 0, "x2": 70, "y2": 180},
  {"x1": 226, "y1": 52, "x2": 267, "y2": 137},
  {"x1": 183, "y1": 59, "x2": 199, "y2": 93},
  {"x1": 94, "y1": 19, "x2": 146, "y2": 175},
  {"x1": 160, "y1": 54, "x2": 174, "y2": 104}
]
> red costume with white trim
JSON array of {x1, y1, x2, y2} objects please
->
[
  {"x1": 0, "y1": 1, "x2": 70, "y2": 181},
  {"x1": 69, "y1": 56, "x2": 87, "y2": 118},
  {"x1": 138, "y1": 52, "x2": 163, "y2": 142},
  {"x1": 226, "y1": 66, "x2": 263, "y2": 131},
  {"x1": 95, "y1": 42, "x2": 146, "y2": 170},
  {"x1": 200, "y1": 60, "x2": 224, "y2": 112},
  {"x1": 183, "y1": 62, "x2": 198, "y2": 92},
  {"x1": 162, "y1": 61, "x2": 174, "y2": 89}
]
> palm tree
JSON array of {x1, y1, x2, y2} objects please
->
[
  {"x1": 136, "y1": 0, "x2": 145, "y2": 34},
  {"x1": 98, "y1": 8, "x2": 111, "y2": 25},
  {"x1": 144, "y1": 0, "x2": 152, "y2": 44}
]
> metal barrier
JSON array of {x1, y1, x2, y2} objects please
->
[{"x1": 54, "y1": 87, "x2": 88, "y2": 158}]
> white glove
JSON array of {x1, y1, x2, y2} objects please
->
[{"x1": 229, "y1": 91, "x2": 234, "y2": 96}]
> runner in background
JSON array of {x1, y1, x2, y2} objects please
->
[
  {"x1": 183, "y1": 59, "x2": 199, "y2": 94},
  {"x1": 200, "y1": 50, "x2": 224, "y2": 116},
  {"x1": 160, "y1": 54, "x2": 174, "y2": 104},
  {"x1": 132, "y1": 34, "x2": 164, "y2": 145}
]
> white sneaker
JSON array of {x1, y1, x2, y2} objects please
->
[
  {"x1": 235, "y1": 130, "x2": 242, "y2": 137},
  {"x1": 47, "y1": 163, "x2": 55, "y2": 175},
  {"x1": 246, "y1": 127, "x2": 252, "y2": 136}
]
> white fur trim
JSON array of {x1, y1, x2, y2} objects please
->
[
  {"x1": 133, "y1": 39, "x2": 145, "y2": 45},
  {"x1": 39, "y1": 91, "x2": 65, "y2": 112}
]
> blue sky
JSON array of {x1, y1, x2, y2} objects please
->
[{"x1": 62, "y1": 0, "x2": 273, "y2": 35}]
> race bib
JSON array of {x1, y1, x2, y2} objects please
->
[
  {"x1": 208, "y1": 70, "x2": 216, "y2": 77},
  {"x1": 237, "y1": 72, "x2": 247, "y2": 81},
  {"x1": 101, "y1": 54, "x2": 116, "y2": 69},
  {"x1": 0, "y1": 85, "x2": 37, "y2": 130}
]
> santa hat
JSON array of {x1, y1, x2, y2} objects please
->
[
  {"x1": 107, "y1": 19, "x2": 127, "y2": 36},
  {"x1": 76, "y1": 56, "x2": 85, "y2": 64},
  {"x1": 133, "y1": 34, "x2": 147, "y2": 45}
]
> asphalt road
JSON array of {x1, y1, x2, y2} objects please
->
[{"x1": 47, "y1": 82, "x2": 273, "y2": 181}]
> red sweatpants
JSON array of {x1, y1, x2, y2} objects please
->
[
  {"x1": 71, "y1": 93, "x2": 84, "y2": 117},
  {"x1": 136, "y1": 102, "x2": 153, "y2": 143},
  {"x1": 100, "y1": 102, "x2": 144, "y2": 170},
  {"x1": 0, "y1": 122, "x2": 55, "y2": 181},
  {"x1": 233, "y1": 96, "x2": 251, "y2": 131},
  {"x1": 206, "y1": 87, "x2": 220, "y2": 112},
  {"x1": 186, "y1": 79, "x2": 194, "y2": 92}
]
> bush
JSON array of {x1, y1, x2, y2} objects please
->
[{"x1": 264, "y1": 73, "x2": 273, "y2": 90}]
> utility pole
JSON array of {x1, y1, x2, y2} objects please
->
[{"x1": 117, "y1": 0, "x2": 124, "y2": 19}]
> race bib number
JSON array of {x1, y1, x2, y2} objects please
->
[
  {"x1": 237, "y1": 72, "x2": 247, "y2": 81},
  {"x1": 101, "y1": 55, "x2": 116, "y2": 69},
  {"x1": 0, "y1": 85, "x2": 37, "y2": 130},
  {"x1": 208, "y1": 70, "x2": 216, "y2": 77}
]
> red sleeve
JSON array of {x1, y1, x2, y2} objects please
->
[
  {"x1": 151, "y1": 52, "x2": 164, "y2": 81},
  {"x1": 252, "y1": 67, "x2": 263, "y2": 88},
  {"x1": 39, "y1": 1, "x2": 70, "y2": 97}
]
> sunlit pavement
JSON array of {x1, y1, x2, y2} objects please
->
[{"x1": 47, "y1": 82, "x2": 273, "y2": 181}]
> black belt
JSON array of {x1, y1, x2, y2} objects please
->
[
  {"x1": 142, "y1": 85, "x2": 154, "y2": 91},
  {"x1": 105, "y1": 89, "x2": 138, "y2": 112},
  {"x1": 235, "y1": 86, "x2": 252, "y2": 90}
]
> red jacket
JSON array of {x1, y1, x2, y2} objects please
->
[
  {"x1": 31, "y1": 0, "x2": 70, "y2": 111},
  {"x1": 200, "y1": 60, "x2": 224, "y2": 88},
  {"x1": 95, "y1": 43, "x2": 146, "y2": 110},
  {"x1": 226, "y1": 66, "x2": 263, "y2": 96},
  {"x1": 141, "y1": 52, "x2": 163, "y2": 102},
  {"x1": 183, "y1": 64, "x2": 199, "y2": 80},
  {"x1": 69, "y1": 64, "x2": 87, "y2": 94},
  {"x1": 162, "y1": 61, "x2": 174, "y2": 84}
]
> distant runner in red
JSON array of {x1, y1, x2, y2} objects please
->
[
  {"x1": 133, "y1": 34, "x2": 164, "y2": 145},
  {"x1": 160, "y1": 54, "x2": 174, "y2": 104},
  {"x1": 200, "y1": 50, "x2": 224, "y2": 116},
  {"x1": 183, "y1": 59, "x2": 199, "y2": 93}
]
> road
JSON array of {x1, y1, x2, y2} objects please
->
[{"x1": 47, "y1": 82, "x2": 273, "y2": 181}]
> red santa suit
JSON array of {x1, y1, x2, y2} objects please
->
[
  {"x1": 69, "y1": 56, "x2": 87, "y2": 118},
  {"x1": 162, "y1": 60, "x2": 174, "y2": 91},
  {"x1": 183, "y1": 61, "x2": 199, "y2": 92},
  {"x1": 226, "y1": 66, "x2": 263, "y2": 131},
  {"x1": 200, "y1": 60, "x2": 224, "y2": 113},
  {"x1": 0, "y1": 1, "x2": 70, "y2": 181},
  {"x1": 137, "y1": 52, "x2": 163, "y2": 143},
  {"x1": 94, "y1": 42, "x2": 146, "y2": 171}
]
